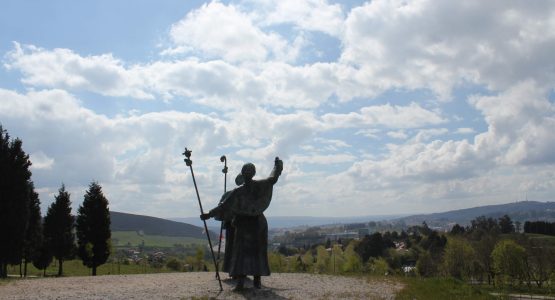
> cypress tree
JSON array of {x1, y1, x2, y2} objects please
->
[
  {"x1": 44, "y1": 184, "x2": 75, "y2": 276},
  {"x1": 76, "y1": 182, "x2": 111, "y2": 276}
]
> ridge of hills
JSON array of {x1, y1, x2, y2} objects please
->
[
  {"x1": 110, "y1": 201, "x2": 555, "y2": 235},
  {"x1": 110, "y1": 211, "x2": 215, "y2": 239},
  {"x1": 395, "y1": 200, "x2": 555, "y2": 226}
]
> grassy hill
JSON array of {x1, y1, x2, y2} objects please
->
[
  {"x1": 111, "y1": 231, "x2": 206, "y2": 248},
  {"x1": 110, "y1": 211, "x2": 215, "y2": 239}
]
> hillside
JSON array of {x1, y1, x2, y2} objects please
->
[
  {"x1": 110, "y1": 211, "x2": 215, "y2": 239},
  {"x1": 173, "y1": 214, "x2": 406, "y2": 229},
  {"x1": 395, "y1": 201, "x2": 555, "y2": 226}
]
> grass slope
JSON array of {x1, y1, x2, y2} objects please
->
[
  {"x1": 112, "y1": 231, "x2": 206, "y2": 248},
  {"x1": 6, "y1": 259, "x2": 175, "y2": 277},
  {"x1": 111, "y1": 211, "x2": 216, "y2": 239},
  {"x1": 396, "y1": 277, "x2": 495, "y2": 300}
]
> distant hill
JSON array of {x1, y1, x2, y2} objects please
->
[
  {"x1": 395, "y1": 201, "x2": 555, "y2": 226},
  {"x1": 172, "y1": 214, "x2": 406, "y2": 229},
  {"x1": 110, "y1": 211, "x2": 215, "y2": 239}
]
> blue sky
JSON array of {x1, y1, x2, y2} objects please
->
[{"x1": 1, "y1": 0, "x2": 554, "y2": 218}]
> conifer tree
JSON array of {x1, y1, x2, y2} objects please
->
[
  {"x1": 23, "y1": 182, "x2": 42, "y2": 277},
  {"x1": 0, "y1": 126, "x2": 32, "y2": 278},
  {"x1": 76, "y1": 182, "x2": 111, "y2": 276},
  {"x1": 44, "y1": 184, "x2": 75, "y2": 276},
  {"x1": 32, "y1": 220, "x2": 53, "y2": 277}
]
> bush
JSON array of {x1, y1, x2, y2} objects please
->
[{"x1": 166, "y1": 258, "x2": 183, "y2": 271}]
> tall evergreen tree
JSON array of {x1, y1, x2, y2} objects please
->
[
  {"x1": 32, "y1": 219, "x2": 53, "y2": 277},
  {"x1": 76, "y1": 182, "x2": 111, "y2": 276},
  {"x1": 22, "y1": 182, "x2": 42, "y2": 277},
  {"x1": 0, "y1": 126, "x2": 32, "y2": 278},
  {"x1": 44, "y1": 184, "x2": 75, "y2": 276}
]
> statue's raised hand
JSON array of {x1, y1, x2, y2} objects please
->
[{"x1": 274, "y1": 157, "x2": 283, "y2": 173}]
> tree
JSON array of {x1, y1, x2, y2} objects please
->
[
  {"x1": 472, "y1": 234, "x2": 498, "y2": 285},
  {"x1": 342, "y1": 241, "x2": 362, "y2": 273},
  {"x1": 491, "y1": 239, "x2": 526, "y2": 287},
  {"x1": 419, "y1": 231, "x2": 447, "y2": 258},
  {"x1": 524, "y1": 238, "x2": 555, "y2": 287},
  {"x1": 301, "y1": 250, "x2": 314, "y2": 272},
  {"x1": 32, "y1": 223, "x2": 53, "y2": 277},
  {"x1": 442, "y1": 238, "x2": 475, "y2": 280},
  {"x1": 44, "y1": 184, "x2": 75, "y2": 276},
  {"x1": 498, "y1": 215, "x2": 515, "y2": 234},
  {"x1": 470, "y1": 216, "x2": 500, "y2": 238},
  {"x1": 0, "y1": 126, "x2": 32, "y2": 278},
  {"x1": 76, "y1": 182, "x2": 111, "y2": 276},
  {"x1": 416, "y1": 251, "x2": 436, "y2": 277},
  {"x1": 355, "y1": 232, "x2": 393, "y2": 262},
  {"x1": 314, "y1": 245, "x2": 329, "y2": 273},
  {"x1": 22, "y1": 182, "x2": 42, "y2": 277},
  {"x1": 450, "y1": 224, "x2": 466, "y2": 235}
]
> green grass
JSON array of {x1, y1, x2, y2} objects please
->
[
  {"x1": 112, "y1": 231, "x2": 206, "y2": 248},
  {"x1": 6, "y1": 259, "x2": 180, "y2": 277},
  {"x1": 396, "y1": 277, "x2": 496, "y2": 300},
  {"x1": 525, "y1": 233, "x2": 555, "y2": 246}
]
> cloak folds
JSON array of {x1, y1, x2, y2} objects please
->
[{"x1": 209, "y1": 177, "x2": 276, "y2": 276}]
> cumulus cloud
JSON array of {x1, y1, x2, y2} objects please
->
[
  {"x1": 4, "y1": 44, "x2": 339, "y2": 109},
  {"x1": 5, "y1": 43, "x2": 152, "y2": 99},
  {"x1": 321, "y1": 102, "x2": 446, "y2": 129},
  {"x1": 341, "y1": 0, "x2": 555, "y2": 99},
  {"x1": 168, "y1": 1, "x2": 298, "y2": 63},
  {"x1": 2, "y1": 0, "x2": 555, "y2": 217},
  {"x1": 251, "y1": 0, "x2": 345, "y2": 37}
]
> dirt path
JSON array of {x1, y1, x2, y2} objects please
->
[{"x1": 0, "y1": 272, "x2": 403, "y2": 299}]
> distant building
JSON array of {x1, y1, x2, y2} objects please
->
[{"x1": 325, "y1": 231, "x2": 359, "y2": 240}]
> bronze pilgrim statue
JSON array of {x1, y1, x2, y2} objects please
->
[{"x1": 201, "y1": 157, "x2": 283, "y2": 290}]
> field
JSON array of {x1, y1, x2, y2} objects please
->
[
  {"x1": 111, "y1": 231, "x2": 206, "y2": 248},
  {"x1": 7, "y1": 259, "x2": 177, "y2": 277},
  {"x1": 5, "y1": 231, "x2": 209, "y2": 278},
  {"x1": 525, "y1": 233, "x2": 555, "y2": 247},
  {"x1": 396, "y1": 277, "x2": 496, "y2": 300}
]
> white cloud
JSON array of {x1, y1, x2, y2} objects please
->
[
  {"x1": 456, "y1": 127, "x2": 475, "y2": 134},
  {"x1": 251, "y1": 0, "x2": 345, "y2": 37},
  {"x1": 30, "y1": 151, "x2": 54, "y2": 170},
  {"x1": 321, "y1": 102, "x2": 446, "y2": 129},
  {"x1": 340, "y1": 0, "x2": 555, "y2": 99},
  {"x1": 290, "y1": 153, "x2": 355, "y2": 164},
  {"x1": 168, "y1": 2, "x2": 297, "y2": 63},
  {"x1": 5, "y1": 44, "x2": 339, "y2": 109},
  {"x1": 5, "y1": 43, "x2": 152, "y2": 99},
  {"x1": 387, "y1": 130, "x2": 408, "y2": 140},
  {"x1": 470, "y1": 80, "x2": 555, "y2": 165}
]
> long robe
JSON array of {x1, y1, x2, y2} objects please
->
[{"x1": 209, "y1": 171, "x2": 280, "y2": 277}]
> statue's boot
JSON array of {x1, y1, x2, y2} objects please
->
[{"x1": 254, "y1": 276, "x2": 262, "y2": 289}]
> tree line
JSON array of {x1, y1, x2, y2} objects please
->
[
  {"x1": 524, "y1": 221, "x2": 555, "y2": 236},
  {"x1": 0, "y1": 125, "x2": 111, "y2": 278},
  {"x1": 269, "y1": 214, "x2": 555, "y2": 290}
]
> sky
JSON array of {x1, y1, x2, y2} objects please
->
[{"x1": 1, "y1": 0, "x2": 555, "y2": 219}]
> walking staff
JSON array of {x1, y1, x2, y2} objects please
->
[
  {"x1": 182, "y1": 148, "x2": 223, "y2": 291},
  {"x1": 216, "y1": 155, "x2": 227, "y2": 270}
]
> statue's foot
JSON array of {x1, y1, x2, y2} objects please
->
[{"x1": 253, "y1": 276, "x2": 262, "y2": 289}]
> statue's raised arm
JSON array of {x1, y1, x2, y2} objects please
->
[{"x1": 268, "y1": 157, "x2": 283, "y2": 184}]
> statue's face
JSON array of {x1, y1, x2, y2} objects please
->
[{"x1": 241, "y1": 163, "x2": 256, "y2": 181}]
